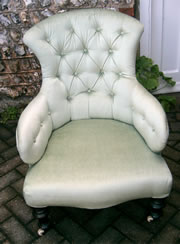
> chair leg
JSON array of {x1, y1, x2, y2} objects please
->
[
  {"x1": 147, "y1": 198, "x2": 166, "y2": 222},
  {"x1": 34, "y1": 207, "x2": 50, "y2": 236}
]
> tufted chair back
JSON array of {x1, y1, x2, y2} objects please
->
[{"x1": 24, "y1": 9, "x2": 144, "y2": 129}]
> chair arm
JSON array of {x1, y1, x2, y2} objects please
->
[
  {"x1": 132, "y1": 83, "x2": 169, "y2": 152},
  {"x1": 16, "y1": 93, "x2": 53, "y2": 164}
]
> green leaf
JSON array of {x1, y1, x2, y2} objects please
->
[
  {"x1": 158, "y1": 95, "x2": 176, "y2": 104},
  {"x1": 136, "y1": 75, "x2": 159, "y2": 91},
  {"x1": 151, "y1": 64, "x2": 159, "y2": 76},
  {"x1": 163, "y1": 76, "x2": 176, "y2": 86},
  {"x1": 136, "y1": 55, "x2": 177, "y2": 112},
  {"x1": 146, "y1": 78, "x2": 159, "y2": 91},
  {"x1": 160, "y1": 100, "x2": 171, "y2": 112},
  {"x1": 136, "y1": 56, "x2": 152, "y2": 74},
  {"x1": 157, "y1": 95, "x2": 176, "y2": 112}
]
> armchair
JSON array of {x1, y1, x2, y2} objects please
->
[{"x1": 16, "y1": 9, "x2": 172, "y2": 236}]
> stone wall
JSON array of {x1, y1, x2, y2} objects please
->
[{"x1": 0, "y1": 0, "x2": 135, "y2": 111}]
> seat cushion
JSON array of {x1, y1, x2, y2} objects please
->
[{"x1": 23, "y1": 119, "x2": 172, "y2": 208}]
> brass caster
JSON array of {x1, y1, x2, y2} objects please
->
[
  {"x1": 147, "y1": 215, "x2": 154, "y2": 222},
  {"x1": 37, "y1": 228, "x2": 45, "y2": 236}
]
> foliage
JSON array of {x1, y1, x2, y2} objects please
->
[
  {"x1": 0, "y1": 106, "x2": 20, "y2": 124},
  {"x1": 157, "y1": 95, "x2": 176, "y2": 112},
  {"x1": 136, "y1": 56, "x2": 176, "y2": 112}
]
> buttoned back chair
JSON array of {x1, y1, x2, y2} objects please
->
[{"x1": 16, "y1": 9, "x2": 172, "y2": 236}]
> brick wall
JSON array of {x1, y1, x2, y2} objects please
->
[{"x1": 0, "y1": 0, "x2": 134, "y2": 111}]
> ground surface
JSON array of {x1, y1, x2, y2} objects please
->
[{"x1": 0, "y1": 94, "x2": 179, "y2": 244}]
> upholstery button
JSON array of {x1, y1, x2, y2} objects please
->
[
  {"x1": 83, "y1": 48, "x2": 88, "y2": 54},
  {"x1": 99, "y1": 69, "x2": 104, "y2": 76},
  {"x1": 152, "y1": 128, "x2": 155, "y2": 132},
  {"x1": 87, "y1": 88, "x2": 91, "y2": 93},
  {"x1": 73, "y1": 72, "x2": 78, "y2": 77},
  {"x1": 67, "y1": 96, "x2": 72, "y2": 101},
  {"x1": 120, "y1": 31, "x2": 124, "y2": 36},
  {"x1": 96, "y1": 27, "x2": 101, "y2": 33},
  {"x1": 116, "y1": 72, "x2": 123, "y2": 77},
  {"x1": 60, "y1": 53, "x2": 65, "y2": 57},
  {"x1": 40, "y1": 123, "x2": 43, "y2": 127},
  {"x1": 109, "y1": 49, "x2": 113, "y2": 54},
  {"x1": 34, "y1": 139, "x2": 36, "y2": 143},
  {"x1": 48, "y1": 112, "x2": 51, "y2": 115},
  {"x1": 109, "y1": 91, "x2": 114, "y2": 97}
]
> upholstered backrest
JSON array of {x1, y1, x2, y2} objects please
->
[{"x1": 24, "y1": 9, "x2": 144, "y2": 129}]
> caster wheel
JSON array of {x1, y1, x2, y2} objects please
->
[
  {"x1": 147, "y1": 215, "x2": 154, "y2": 222},
  {"x1": 37, "y1": 228, "x2": 45, "y2": 236}
]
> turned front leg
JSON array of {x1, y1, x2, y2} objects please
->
[
  {"x1": 147, "y1": 198, "x2": 166, "y2": 222},
  {"x1": 34, "y1": 207, "x2": 50, "y2": 236}
]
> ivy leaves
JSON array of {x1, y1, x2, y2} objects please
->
[
  {"x1": 157, "y1": 95, "x2": 176, "y2": 112},
  {"x1": 136, "y1": 56, "x2": 176, "y2": 112},
  {"x1": 136, "y1": 56, "x2": 176, "y2": 91},
  {"x1": 136, "y1": 56, "x2": 158, "y2": 90},
  {"x1": 160, "y1": 72, "x2": 176, "y2": 87}
]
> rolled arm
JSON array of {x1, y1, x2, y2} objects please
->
[
  {"x1": 132, "y1": 83, "x2": 169, "y2": 152},
  {"x1": 16, "y1": 93, "x2": 53, "y2": 164}
]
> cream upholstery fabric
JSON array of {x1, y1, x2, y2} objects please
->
[
  {"x1": 16, "y1": 9, "x2": 172, "y2": 208},
  {"x1": 16, "y1": 94, "x2": 52, "y2": 164},
  {"x1": 16, "y1": 9, "x2": 169, "y2": 165},
  {"x1": 23, "y1": 120, "x2": 172, "y2": 208}
]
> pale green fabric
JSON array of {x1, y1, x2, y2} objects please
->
[
  {"x1": 23, "y1": 119, "x2": 172, "y2": 208},
  {"x1": 17, "y1": 9, "x2": 172, "y2": 210},
  {"x1": 16, "y1": 9, "x2": 168, "y2": 167},
  {"x1": 16, "y1": 8, "x2": 169, "y2": 166}
]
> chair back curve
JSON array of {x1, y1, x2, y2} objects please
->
[{"x1": 23, "y1": 9, "x2": 144, "y2": 129}]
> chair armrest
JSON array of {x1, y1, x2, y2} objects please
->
[
  {"x1": 132, "y1": 83, "x2": 169, "y2": 152},
  {"x1": 16, "y1": 93, "x2": 53, "y2": 164}
]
